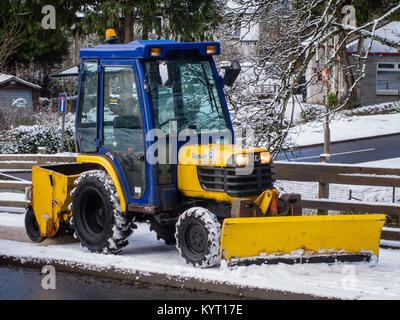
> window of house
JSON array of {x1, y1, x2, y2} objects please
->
[{"x1": 376, "y1": 62, "x2": 400, "y2": 95}]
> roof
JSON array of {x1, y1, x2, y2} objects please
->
[
  {"x1": 0, "y1": 73, "x2": 41, "y2": 90},
  {"x1": 347, "y1": 21, "x2": 400, "y2": 55},
  {"x1": 50, "y1": 65, "x2": 79, "y2": 78},
  {"x1": 80, "y1": 40, "x2": 221, "y2": 59}
]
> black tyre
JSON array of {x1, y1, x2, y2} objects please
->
[
  {"x1": 24, "y1": 207, "x2": 45, "y2": 243},
  {"x1": 175, "y1": 207, "x2": 221, "y2": 268},
  {"x1": 70, "y1": 170, "x2": 133, "y2": 254}
]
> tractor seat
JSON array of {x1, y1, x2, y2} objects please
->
[
  {"x1": 113, "y1": 115, "x2": 144, "y2": 151},
  {"x1": 113, "y1": 115, "x2": 141, "y2": 129}
]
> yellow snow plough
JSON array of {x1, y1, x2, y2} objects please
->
[{"x1": 24, "y1": 32, "x2": 386, "y2": 267}]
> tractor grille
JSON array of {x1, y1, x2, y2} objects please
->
[{"x1": 197, "y1": 164, "x2": 274, "y2": 197}]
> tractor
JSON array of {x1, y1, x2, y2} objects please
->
[{"x1": 24, "y1": 31, "x2": 385, "y2": 267}]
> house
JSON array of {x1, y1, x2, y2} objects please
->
[
  {"x1": 347, "y1": 21, "x2": 400, "y2": 106},
  {"x1": 306, "y1": 21, "x2": 400, "y2": 107},
  {"x1": 0, "y1": 74, "x2": 41, "y2": 108}
]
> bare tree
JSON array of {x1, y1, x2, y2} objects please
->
[
  {"x1": 218, "y1": 0, "x2": 400, "y2": 157},
  {"x1": 0, "y1": 19, "x2": 21, "y2": 73}
]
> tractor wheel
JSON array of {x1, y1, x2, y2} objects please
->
[
  {"x1": 175, "y1": 207, "x2": 221, "y2": 268},
  {"x1": 24, "y1": 207, "x2": 45, "y2": 243},
  {"x1": 70, "y1": 170, "x2": 133, "y2": 254}
]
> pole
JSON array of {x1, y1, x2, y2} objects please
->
[
  {"x1": 318, "y1": 15, "x2": 331, "y2": 215},
  {"x1": 324, "y1": 15, "x2": 331, "y2": 156},
  {"x1": 58, "y1": 93, "x2": 67, "y2": 153},
  {"x1": 60, "y1": 112, "x2": 65, "y2": 153}
]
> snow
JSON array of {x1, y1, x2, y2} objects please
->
[
  {"x1": 0, "y1": 192, "x2": 25, "y2": 201},
  {"x1": 347, "y1": 21, "x2": 400, "y2": 54},
  {"x1": 361, "y1": 157, "x2": 400, "y2": 168},
  {"x1": 0, "y1": 212, "x2": 24, "y2": 227},
  {"x1": 289, "y1": 113, "x2": 400, "y2": 146},
  {"x1": 0, "y1": 213, "x2": 399, "y2": 299}
]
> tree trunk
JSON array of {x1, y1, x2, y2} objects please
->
[
  {"x1": 142, "y1": 22, "x2": 149, "y2": 40},
  {"x1": 123, "y1": 10, "x2": 135, "y2": 43}
]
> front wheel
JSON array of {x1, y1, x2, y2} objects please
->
[{"x1": 175, "y1": 207, "x2": 221, "y2": 268}]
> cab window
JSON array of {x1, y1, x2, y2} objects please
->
[
  {"x1": 76, "y1": 61, "x2": 98, "y2": 152},
  {"x1": 102, "y1": 66, "x2": 146, "y2": 199}
]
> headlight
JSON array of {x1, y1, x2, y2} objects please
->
[
  {"x1": 234, "y1": 153, "x2": 250, "y2": 167},
  {"x1": 260, "y1": 151, "x2": 272, "y2": 164}
]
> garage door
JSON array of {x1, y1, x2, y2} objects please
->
[{"x1": 0, "y1": 89, "x2": 33, "y2": 107}]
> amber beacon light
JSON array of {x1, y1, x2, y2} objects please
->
[
  {"x1": 206, "y1": 45, "x2": 217, "y2": 54},
  {"x1": 150, "y1": 47, "x2": 162, "y2": 57}
]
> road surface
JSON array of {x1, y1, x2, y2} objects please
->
[
  {"x1": 0, "y1": 265, "x2": 246, "y2": 300},
  {"x1": 276, "y1": 134, "x2": 400, "y2": 164}
]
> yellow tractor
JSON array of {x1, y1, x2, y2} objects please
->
[{"x1": 24, "y1": 33, "x2": 385, "y2": 267}]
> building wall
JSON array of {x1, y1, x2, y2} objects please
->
[
  {"x1": 307, "y1": 51, "x2": 400, "y2": 107},
  {"x1": 0, "y1": 82, "x2": 39, "y2": 108},
  {"x1": 350, "y1": 55, "x2": 400, "y2": 106}
]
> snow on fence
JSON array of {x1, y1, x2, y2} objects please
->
[{"x1": 274, "y1": 161, "x2": 400, "y2": 216}]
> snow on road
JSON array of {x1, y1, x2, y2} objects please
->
[{"x1": 0, "y1": 212, "x2": 400, "y2": 300}]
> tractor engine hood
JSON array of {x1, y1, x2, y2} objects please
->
[
  {"x1": 177, "y1": 144, "x2": 274, "y2": 203},
  {"x1": 177, "y1": 144, "x2": 270, "y2": 167}
]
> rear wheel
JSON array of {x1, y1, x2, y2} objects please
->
[
  {"x1": 24, "y1": 207, "x2": 45, "y2": 243},
  {"x1": 175, "y1": 207, "x2": 221, "y2": 268},
  {"x1": 70, "y1": 170, "x2": 133, "y2": 254}
]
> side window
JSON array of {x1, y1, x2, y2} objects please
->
[
  {"x1": 103, "y1": 66, "x2": 146, "y2": 199},
  {"x1": 103, "y1": 66, "x2": 143, "y2": 150},
  {"x1": 76, "y1": 61, "x2": 98, "y2": 152}
]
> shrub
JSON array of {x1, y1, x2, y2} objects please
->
[
  {"x1": 327, "y1": 93, "x2": 338, "y2": 108},
  {"x1": 0, "y1": 113, "x2": 76, "y2": 154}
]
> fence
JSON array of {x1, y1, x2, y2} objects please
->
[
  {"x1": 0, "y1": 156, "x2": 399, "y2": 216},
  {"x1": 0, "y1": 154, "x2": 75, "y2": 209},
  {"x1": 274, "y1": 161, "x2": 400, "y2": 216}
]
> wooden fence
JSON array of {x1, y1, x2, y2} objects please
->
[
  {"x1": 0, "y1": 154, "x2": 75, "y2": 209},
  {"x1": 274, "y1": 161, "x2": 400, "y2": 215}
]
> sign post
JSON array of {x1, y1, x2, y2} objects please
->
[{"x1": 58, "y1": 93, "x2": 67, "y2": 152}]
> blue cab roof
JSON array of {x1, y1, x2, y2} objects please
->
[{"x1": 80, "y1": 40, "x2": 221, "y2": 59}]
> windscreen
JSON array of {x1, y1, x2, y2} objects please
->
[{"x1": 145, "y1": 58, "x2": 229, "y2": 135}]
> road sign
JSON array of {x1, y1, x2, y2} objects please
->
[{"x1": 58, "y1": 93, "x2": 67, "y2": 113}]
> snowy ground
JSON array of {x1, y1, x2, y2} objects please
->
[
  {"x1": 0, "y1": 212, "x2": 399, "y2": 299},
  {"x1": 288, "y1": 112, "x2": 400, "y2": 146}
]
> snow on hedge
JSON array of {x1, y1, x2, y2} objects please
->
[{"x1": 0, "y1": 113, "x2": 75, "y2": 154}]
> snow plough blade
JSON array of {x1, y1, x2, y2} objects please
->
[{"x1": 220, "y1": 214, "x2": 386, "y2": 266}]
